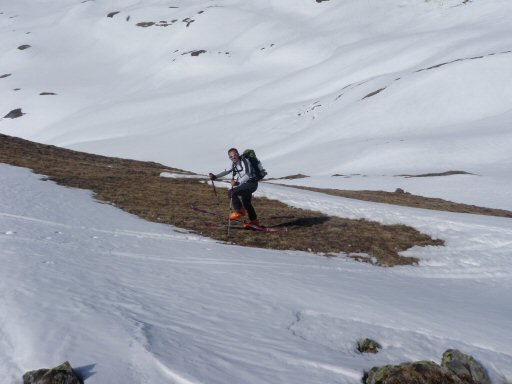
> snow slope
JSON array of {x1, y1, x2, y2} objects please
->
[
  {"x1": 1, "y1": 1, "x2": 512, "y2": 382},
  {"x1": 1, "y1": 0, "x2": 512, "y2": 181},
  {"x1": 1, "y1": 164, "x2": 512, "y2": 384}
]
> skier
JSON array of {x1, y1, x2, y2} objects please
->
[{"x1": 209, "y1": 148, "x2": 259, "y2": 228}]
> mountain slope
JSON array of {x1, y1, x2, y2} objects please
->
[{"x1": 1, "y1": 0, "x2": 512, "y2": 177}]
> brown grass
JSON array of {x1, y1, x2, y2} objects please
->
[
  {"x1": 397, "y1": 170, "x2": 473, "y2": 177},
  {"x1": 268, "y1": 173, "x2": 309, "y2": 180},
  {"x1": 288, "y1": 186, "x2": 512, "y2": 218},
  {"x1": 0, "y1": 133, "x2": 445, "y2": 266}
]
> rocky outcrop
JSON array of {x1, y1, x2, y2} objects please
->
[
  {"x1": 364, "y1": 349, "x2": 490, "y2": 384},
  {"x1": 23, "y1": 361, "x2": 83, "y2": 384},
  {"x1": 442, "y1": 349, "x2": 491, "y2": 384},
  {"x1": 365, "y1": 361, "x2": 466, "y2": 384}
]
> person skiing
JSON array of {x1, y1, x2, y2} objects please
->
[{"x1": 209, "y1": 148, "x2": 259, "y2": 227}]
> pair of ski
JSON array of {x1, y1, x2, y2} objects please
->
[{"x1": 191, "y1": 205, "x2": 288, "y2": 233}]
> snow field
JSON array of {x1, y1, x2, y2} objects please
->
[
  {"x1": 2, "y1": 0, "x2": 512, "y2": 382},
  {"x1": 1, "y1": 164, "x2": 511, "y2": 383},
  {"x1": 1, "y1": 0, "x2": 511, "y2": 180}
]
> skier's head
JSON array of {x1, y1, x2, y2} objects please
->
[{"x1": 228, "y1": 148, "x2": 239, "y2": 163}]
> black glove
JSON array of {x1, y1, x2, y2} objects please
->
[{"x1": 209, "y1": 173, "x2": 217, "y2": 180}]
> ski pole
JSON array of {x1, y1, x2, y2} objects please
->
[
  {"x1": 211, "y1": 179, "x2": 218, "y2": 197},
  {"x1": 227, "y1": 192, "x2": 233, "y2": 242}
]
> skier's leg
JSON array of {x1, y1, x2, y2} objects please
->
[
  {"x1": 228, "y1": 189, "x2": 243, "y2": 212},
  {"x1": 236, "y1": 181, "x2": 258, "y2": 221},
  {"x1": 241, "y1": 192, "x2": 257, "y2": 221}
]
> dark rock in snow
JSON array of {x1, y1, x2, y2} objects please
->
[
  {"x1": 1, "y1": 73, "x2": 12, "y2": 78},
  {"x1": 18, "y1": 44, "x2": 31, "y2": 50},
  {"x1": 182, "y1": 18, "x2": 194, "y2": 27},
  {"x1": 23, "y1": 361, "x2": 83, "y2": 384},
  {"x1": 40, "y1": 92, "x2": 57, "y2": 95},
  {"x1": 107, "y1": 11, "x2": 120, "y2": 18},
  {"x1": 190, "y1": 50, "x2": 206, "y2": 56},
  {"x1": 442, "y1": 349, "x2": 491, "y2": 384},
  {"x1": 181, "y1": 50, "x2": 206, "y2": 57},
  {"x1": 4, "y1": 108, "x2": 25, "y2": 118},
  {"x1": 363, "y1": 87, "x2": 386, "y2": 99},
  {"x1": 136, "y1": 22, "x2": 155, "y2": 27},
  {"x1": 357, "y1": 338, "x2": 382, "y2": 354}
]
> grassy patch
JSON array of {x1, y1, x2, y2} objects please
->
[
  {"x1": 288, "y1": 186, "x2": 512, "y2": 218},
  {"x1": 397, "y1": 170, "x2": 473, "y2": 177},
  {"x1": 267, "y1": 173, "x2": 309, "y2": 180},
  {"x1": 0, "y1": 134, "x2": 444, "y2": 266}
]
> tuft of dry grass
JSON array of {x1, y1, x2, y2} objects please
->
[
  {"x1": 0, "y1": 133, "x2": 445, "y2": 266},
  {"x1": 267, "y1": 173, "x2": 309, "y2": 180},
  {"x1": 397, "y1": 170, "x2": 473, "y2": 178}
]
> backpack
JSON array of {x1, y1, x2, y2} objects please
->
[{"x1": 242, "y1": 149, "x2": 267, "y2": 181}]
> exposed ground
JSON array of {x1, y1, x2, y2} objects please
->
[
  {"x1": 289, "y1": 186, "x2": 512, "y2": 218},
  {"x1": 0, "y1": 133, "x2": 451, "y2": 266}
]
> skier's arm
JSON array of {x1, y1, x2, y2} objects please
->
[{"x1": 209, "y1": 169, "x2": 231, "y2": 180}]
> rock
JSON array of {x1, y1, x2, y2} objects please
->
[
  {"x1": 364, "y1": 360, "x2": 465, "y2": 384},
  {"x1": 4, "y1": 108, "x2": 25, "y2": 118},
  {"x1": 23, "y1": 361, "x2": 83, "y2": 384},
  {"x1": 357, "y1": 338, "x2": 382, "y2": 354},
  {"x1": 136, "y1": 21, "x2": 155, "y2": 27},
  {"x1": 363, "y1": 349, "x2": 492, "y2": 384},
  {"x1": 18, "y1": 44, "x2": 32, "y2": 50},
  {"x1": 442, "y1": 349, "x2": 491, "y2": 384},
  {"x1": 190, "y1": 50, "x2": 206, "y2": 56}
]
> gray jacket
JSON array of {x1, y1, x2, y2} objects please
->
[{"x1": 215, "y1": 156, "x2": 255, "y2": 185}]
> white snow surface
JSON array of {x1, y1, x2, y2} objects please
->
[
  {"x1": 1, "y1": 0, "x2": 512, "y2": 382},
  {"x1": 1, "y1": 164, "x2": 512, "y2": 383},
  {"x1": 1, "y1": 0, "x2": 512, "y2": 184}
]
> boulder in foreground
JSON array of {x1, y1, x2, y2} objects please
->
[
  {"x1": 23, "y1": 361, "x2": 83, "y2": 384},
  {"x1": 364, "y1": 349, "x2": 490, "y2": 384}
]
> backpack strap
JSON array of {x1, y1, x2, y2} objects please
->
[
  {"x1": 241, "y1": 155, "x2": 256, "y2": 180},
  {"x1": 231, "y1": 156, "x2": 256, "y2": 182}
]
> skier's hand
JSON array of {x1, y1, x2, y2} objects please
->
[
  {"x1": 230, "y1": 179, "x2": 237, "y2": 187},
  {"x1": 209, "y1": 173, "x2": 217, "y2": 180}
]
